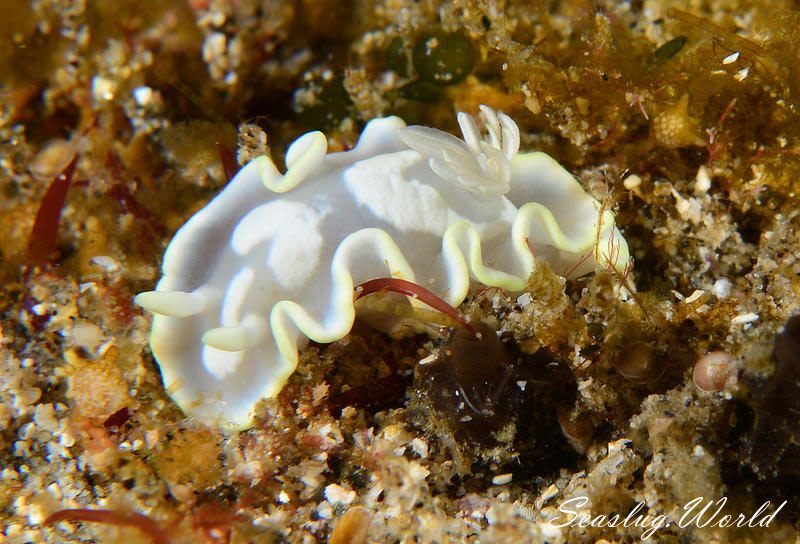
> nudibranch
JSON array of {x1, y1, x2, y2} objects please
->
[{"x1": 135, "y1": 106, "x2": 630, "y2": 428}]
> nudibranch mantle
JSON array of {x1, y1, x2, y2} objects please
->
[{"x1": 136, "y1": 106, "x2": 630, "y2": 428}]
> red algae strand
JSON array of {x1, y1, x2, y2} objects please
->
[
  {"x1": 44, "y1": 509, "x2": 170, "y2": 544},
  {"x1": 27, "y1": 155, "x2": 78, "y2": 265}
]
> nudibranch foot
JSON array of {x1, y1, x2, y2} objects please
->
[{"x1": 137, "y1": 106, "x2": 631, "y2": 428}]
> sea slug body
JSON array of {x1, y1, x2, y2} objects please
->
[{"x1": 136, "y1": 106, "x2": 631, "y2": 428}]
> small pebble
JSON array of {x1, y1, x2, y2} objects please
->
[
  {"x1": 557, "y1": 404, "x2": 594, "y2": 454},
  {"x1": 492, "y1": 473, "x2": 513, "y2": 485},
  {"x1": 623, "y1": 174, "x2": 642, "y2": 190},
  {"x1": 613, "y1": 341, "x2": 663, "y2": 384},
  {"x1": 693, "y1": 351, "x2": 738, "y2": 392},
  {"x1": 29, "y1": 140, "x2": 75, "y2": 182},
  {"x1": 328, "y1": 506, "x2": 371, "y2": 544}
]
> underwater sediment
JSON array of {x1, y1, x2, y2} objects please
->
[{"x1": 2, "y1": 1, "x2": 800, "y2": 542}]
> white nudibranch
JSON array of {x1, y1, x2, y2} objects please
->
[{"x1": 135, "y1": 106, "x2": 631, "y2": 428}]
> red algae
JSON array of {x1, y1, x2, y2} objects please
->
[
  {"x1": 355, "y1": 277, "x2": 476, "y2": 335},
  {"x1": 44, "y1": 509, "x2": 170, "y2": 544},
  {"x1": 26, "y1": 155, "x2": 78, "y2": 266}
]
